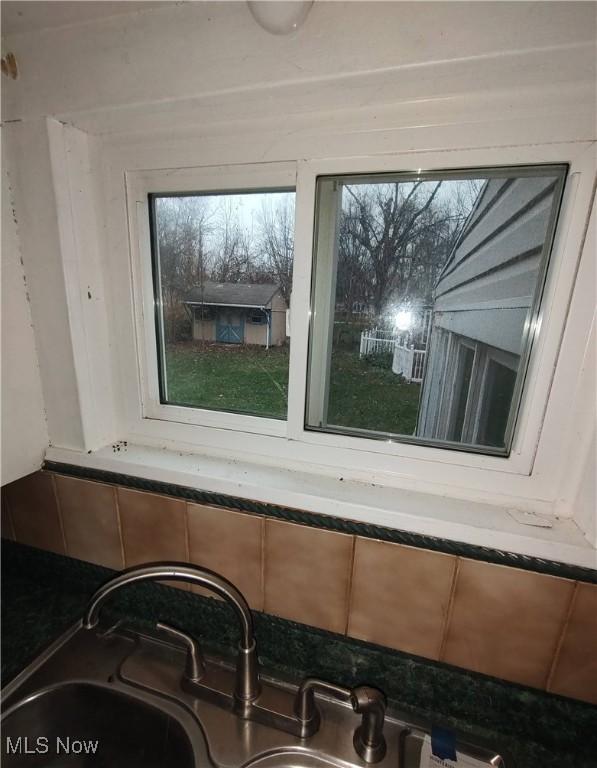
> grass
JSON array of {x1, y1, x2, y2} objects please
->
[
  {"x1": 327, "y1": 352, "x2": 421, "y2": 435},
  {"x1": 164, "y1": 342, "x2": 421, "y2": 433},
  {"x1": 165, "y1": 342, "x2": 289, "y2": 419}
]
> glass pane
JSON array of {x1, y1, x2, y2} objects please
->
[
  {"x1": 478, "y1": 359, "x2": 517, "y2": 448},
  {"x1": 151, "y1": 190, "x2": 295, "y2": 419},
  {"x1": 306, "y1": 166, "x2": 566, "y2": 455},
  {"x1": 449, "y1": 345, "x2": 475, "y2": 442}
]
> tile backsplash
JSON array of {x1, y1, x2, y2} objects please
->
[{"x1": 2, "y1": 470, "x2": 596, "y2": 706}]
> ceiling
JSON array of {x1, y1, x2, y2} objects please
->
[{"x1": 1, "y1": 1, "x2": 173, "y2": 37}]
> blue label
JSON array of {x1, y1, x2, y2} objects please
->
[{"x1": 431, "y1": 726, "x2": 457, "y2": 761}]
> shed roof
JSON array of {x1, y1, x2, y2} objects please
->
[{"x1": 185, "y1": 281, "x2": 280, "y2": 307}]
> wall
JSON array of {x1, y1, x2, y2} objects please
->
[
  {"x1": 270, "y1": 293, "x2": 288, "y2": 346},
  {"x1": 1, "y1": 3, "x2": 595, "y2": 551},
  {"x1": 2, "y1": 469, "x2": 596, "y2": 706},
  {"x1": 193, "y1": 316, "x2": 216, "y2": 343},
  {"x1": 0, "y1": 141, "x2": 48, "y2": 484}
]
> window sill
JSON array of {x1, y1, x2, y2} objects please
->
[{"x1": 45, "y1": 443, "x2": 595, "y2": 570}]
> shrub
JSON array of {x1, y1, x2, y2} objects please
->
[{"x1": 165, "y1": 304, "x2": 192, "y2": 342}]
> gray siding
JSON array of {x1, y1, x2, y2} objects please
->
[
  {"x1": 416, "y1": 172, "x2": 561, "y2": 444},
  {"x1": 432, "y1": 175, "x2": 557, "y2": 353}
]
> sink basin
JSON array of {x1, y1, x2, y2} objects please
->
[
  {"x1": 242, "y1": 750, "x2": 340, "y2": 767},
  {"x1": 2, "y1": 682, "x2": 197, "y2": 768},
  {"x1": 1, "y1": 621, "x2": 507, "y2": 768}
]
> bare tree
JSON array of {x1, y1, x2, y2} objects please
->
[
  {"x1": 156, "y1": 196, "x2": 212, "y2": 341},
  {"x1": 338, "y1": 180, "x2": 481, "y2": 319},
  {"x1": 209, "y1": 198, "x2": 256, "y2": 283},
  {"x1": 256, "y1": 198, "x2": 294, "y2": 302}
]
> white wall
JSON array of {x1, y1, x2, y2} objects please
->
[
  {"x1": 1, "y1": 2, "x2": 595, "y2": 555},
  {"x1": 1, "y1": 140, "x2": 48, "y2": 484}
]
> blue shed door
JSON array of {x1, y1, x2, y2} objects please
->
[{"x1": 216, "y1": 311, "x2": 244, "y2": 344}]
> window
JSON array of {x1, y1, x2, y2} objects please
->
[
  {"x1": 448, "y1": 342, "x2": 475, "y2": 442},
  {"x1": 306, "y1": 165, "x2": 566, "y2": 455},
  {"x1": 149, "y1": 189, "x2": 295, "y2": 420}
]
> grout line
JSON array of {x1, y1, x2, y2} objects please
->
[
  {"x1": 50, "y1": 473, "x2": 68, "y2": 557},
  {"x1": 258, "y1": 515, "x2": 265, "y2": 613},
  {"x1": 343, "y1": 535, "x2": 357, "y2": 637},
  {"x1": 114, "y1": 485, "x2": 126, "y2": 569},
  {"x1": 545, "y1": 580, "x2": 578, "y2": 692},
  {"x1": 181, "y1": 500, "x2": 192, "y2": 593},
  {"x1": 261, "y1": 517, "x2": 269, "y2": 615},
  {"x1": 438, "y1": 556, "x2": 461, "y2": 661},
  {"x1": 183, "y1": 500, "x2": 190, "y2": 563}
]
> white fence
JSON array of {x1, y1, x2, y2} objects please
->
[
  {"x1": 359, "y1": 329, "x2": 426, "y2": 383},
  {"x1": 359, "y1": 328, "x2": 397, "y2": 356},
  {"x1": 392, "y1": 345, "x2": 426, "y2": 383}
]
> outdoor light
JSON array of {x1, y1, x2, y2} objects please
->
[
  {"x1": 247, "y1": 1, "x2": 313, "y2": 35},
  {"x1": 394, "y1": 309, "x2": 414, "y2": 332}
]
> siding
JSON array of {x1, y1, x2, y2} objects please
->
[
  {"x1": 433, "y1": 175, "x2": 559, "y2": 353},
  {"x1": 270, "y1": 292, "x2": 288, "y2": 346},
  {"x1": 192, "y1": 317, "x2": 215, "y2": 341}
]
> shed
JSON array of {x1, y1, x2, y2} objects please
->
[{"x1": 184, "y1": 282, "x2": 288, "y2": 347}]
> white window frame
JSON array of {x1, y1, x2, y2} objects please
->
[
  {"x1": 107, "y1": 141, "x2": 594, "y2": 514},
  {"x1": 126, "y1": 162, "x2": 297, "y2": 438}
]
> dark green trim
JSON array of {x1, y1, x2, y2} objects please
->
[{"x1": 44, "y1": 461, "x2": 597, "y2": 584}]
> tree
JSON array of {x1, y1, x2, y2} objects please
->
[
  {"x1": 256, "y1": 197, "x2": 295, "y2": 302},
  {"x1": 155, "y1": 196, "x2": 212, "y2": 342},
  {"x1": 337, "y1": 180, "x2": 481, "y2": 320},
  {"x1": 209, "y1": 198, "x2": 255, "y2": 283}
]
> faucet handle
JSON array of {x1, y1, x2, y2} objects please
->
[
  {"x1": 156, "y1": 622, "x2": 205, "y2": 683},
  {"x1": 295, "y1": 678, "x2": 353, "y2": 738}
]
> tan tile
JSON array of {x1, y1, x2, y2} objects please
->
[
  {"x1": 187, "y1": 503, "x2": 263, "y2": 610},
  {"x1": 264, "y1": 518, "x2": 353, "y2": 633},
  {"x1": 117, "y1": 488, "x2": 188, "y2": 589},
  {"x1": 443, "y1": 558, "x2": 574, "y2": 689},
  {"x1": 5, "y1": 471, "x2": 65, "y2": 554},
  {"x1": 348, "y1": 538, "x2": 456, "y2": 659},
  {"x1": 55, "y1": 475, "x2": 123, "y2": 570},
  {"x1": 549, "y1": 583, "x2": 597, "y2": 704},
  {"x1": 1, "y1": 491, "x2": 15, "y2": 540}
]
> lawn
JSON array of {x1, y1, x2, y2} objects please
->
[
  {"x1": 327, "y1": 352, "x2": 421, "y2": 435},
  {"x1": 165, "y1": 342, "x2": 289, "y2": 419},
  {"x1": 164, "y1": 342, "x2": 421, "y2": 434}
]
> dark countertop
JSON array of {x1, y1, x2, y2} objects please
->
[{"x1": 2, "y1": 540, "x2": 596, "y2": 768}]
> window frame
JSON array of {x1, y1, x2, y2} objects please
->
[
  {"x1": 119, "y1": 143, "x2": 594, "y2": 503},
  {"x1": 126, "y1": 162, "x2": 297, "y2": 436},
  {"x1": 303, "y1": 165, "x2": 567, "y2": 457}
]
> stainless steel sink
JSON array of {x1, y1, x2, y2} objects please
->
[
  {"x1": 2, "y1": 561, "x2": 507, "y2": 768},
  {"x1": 1, "y1": 619, "x2": 507, "y2": 768},
  {"x1": 2, "y1": 682, "x2": 197, "y2": 767}
]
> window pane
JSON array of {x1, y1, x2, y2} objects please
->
[
  {"x1": 478, "y1": 359, "x2": 517, "y2": 448},
  {"x1": 306, "y1": 166, "x2": 566, "y2": 455},
  {"x1": 150, "y1": 190, "x2": 295, "y2": 419},
  {"x1": 449, "y1": 344, "x2": 475, "y2": 442}
]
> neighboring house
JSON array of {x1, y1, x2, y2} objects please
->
[
  {"x1": 184, "y1": 282, "x2": 288, "y2": 347},
  {"x1": 416, "y1": 175, "x2": 560, "y2": 448}
]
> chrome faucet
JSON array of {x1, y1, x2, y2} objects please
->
[
  {"x1": 83, "y1": 563, "x2": 260, "y2": 705},
  {"x1": 83, "y1": 562, "x2": 387, "y2": 763}
]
